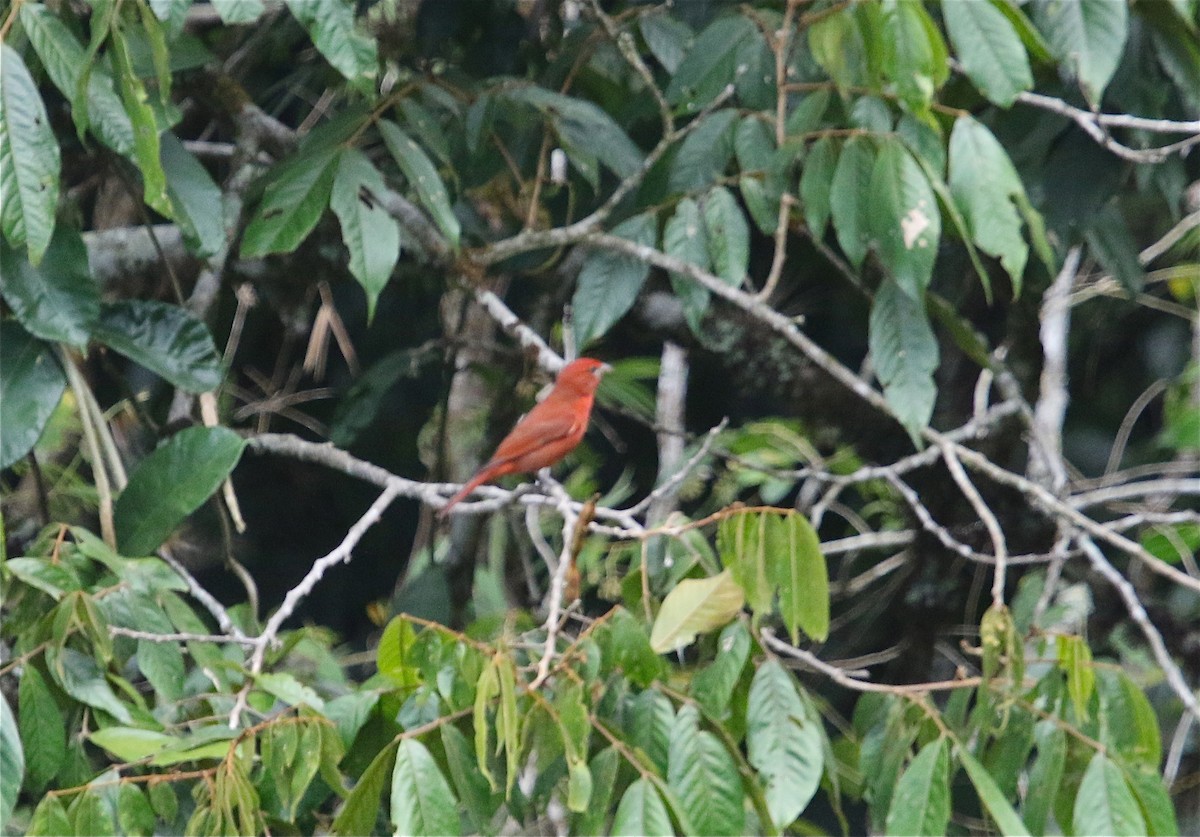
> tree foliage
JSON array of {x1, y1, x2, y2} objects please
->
[{"x1": 2, "y1": 0, "x2": 1198, "y2": 834}]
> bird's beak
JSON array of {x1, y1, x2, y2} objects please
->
[{"x1": 597, "y1": 363, "x2": 613, "y2": 378}]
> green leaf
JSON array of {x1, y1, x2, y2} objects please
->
[
  {"x1": 93, "y1": 299, "x2": 223, "y2": 393},
  {"x1": 703, "y1": 185, "x2": 750, "y2": 285},
  {"x1": 948, "y1": 116, "x2": 1030, "y2": 294},
  {"x1": 70, "y1": 788, "x2": 115, "y2": 836},
  {"x1": 496, "y1": 654, "x2": 520, "y2": 798},
  {"x1": 137, "y1": 637, "x2": 185, "y2": 702},
  {"x1": 0, "y1": 227, "x2": 99, "y2": 348},
  {"x1": 575, "y1": 747, "x2": 620, "y2": 835},
  {"x1": 6, "y1": 557, "x2": 82, "y2": 599},
  {"x1": 829, "y1": 136, "x2": 876, "y2": 267},
  {"x1": 110, "y1": 27, "x2": 169, "y2": 215},
  {"x1": 506, "y1": 86, "x2": 642, "y2": 178},
  {"x1": 1145, "y1": 5, "x2": 1200, "y2": 115},
  {"x1": 257, "y1": 671, "x2": 326, "y2": 710},
  {"x1": 596, "y1": 608, "x2": 666, "y2": 688},
  {"x1": 441, "y1": 724, "x2": 500, "y2": 832},
  {"x1": 640, "y1": 12, "x2": 693, "y2": 74},
  {"x1": 391, "y1": 738, "x2": 461, "y2": 836},
  {"x1": 868, "y1": 139, "x2": 940, "y2": 299},
  {"x1": 786, "y1": 89, "x2": 831, "y2": 136},
  {"x1": 148, "y1": 781, "x2": 177, "y2": 823},
  {"x1": 668, "y1": 109, "x2": 738, "y2": 193},
  {"x1": 213, "y1": 0, "x2": 263, "y2": 24},
  {"x1": 691, "y1": 621, "x2": 750, "y2": 719},
  {"x1": 148, "y1": 727, "x2": 238, "y2": 766},
  {"x1": 766, "y1": 512, "x2": 829, "y2": 642},
  {"x1": 1033, "y1": 0, "x2": 1127, "y2": 103},
  {"x1": 19, "y1": 4, "x2": 134, "y2": 155},
  {"x1": 240, "y1": 146, "x2": 340, "y2": 258},
  {"x1": 325, "y1": 692, "x2": 378, "y2": 751},
  {"x1": 0, "y1": 44, "x2": 61, "y2": 264},
  {"x1": 990, "y1": 0, "x2": 1055, "y2": 64},
  {"x1": 46, "y1": 646, "x2": 133, "y2": 724},
  {"x1": 1073, "y1": 752, "x2": 1146, "y2": 837},
  {"x1": 881, "y1": 0, "x2": 947, "y2": 110},
  {"x1": 0, "y1": 321, "x2": 66, "y2": 470},
  {"x1": 611, "y1": 778, "x2": 674, "y2": 837},
  {"x1": 1097, "y1": 669, "x2": 1162, "y2": 768},
  {"x1": 736, "y1": 114, "x2": 775, "y2": 174},
  {"x1": 285, "y1": 0, "x2": 377, "y2": 87},
  {"x1": 18, "y1": 665, "x2": 66, "y2": 793},
  {"x1": 627, "y1": 688, "x2": 675, "y2": 775},
  {"x1": 26, "y1": 795, "x2": 72, "y2": 836},
  {"x1": 566, "y1": 760, "x2": 592, "y2": 813},
  {"x1": 1023, "y1": 722, "x2": 1065, "y2": 836},
  {"x1": 160, "y1": 133, "x2": 224, "y2": 258},
  {"x1": 650, "y1": 569, "x2": 745, "y2": 653},
  {"x1": 808, "y1": 7, "x2": 868, "y2": 92},
  {"x1": 800, "y1": 136, "x2": 837, "y2": 239},
  {"x1": 957, "y1": 744, "x2": 1032, "y2": 836},
  {"x1": 943, "y1": 0, "x2": 1033, "y2": 106},
  {"x1": 666, "y1": 14, "x2": 764, "y2": 112},
  {"x1": 473, "y1": 656, "x2": 500, "y2": 789},
  {"x1": 740, "y1": 175, "x2": 777, "y2": 236},
  {"x1": 376, "y1": 615, "x2": 420, "y2": 688},
  {"x1": 114, "y1": 426, "x2": 247, "y2": 556},
  {"x1": 572, "y1": 213, "x2": 657, "y2": 347},
  {"x1": 378, "y1": 120, "x2": 460, "y2": 248},
  {"x1": 1123, "y1": 765, "x2": 1179, "y2": 837},
  {"x1": 718, "y1": 510, "x2": 772, "y2": 614},
  {"x1": 1085, "y1": 203, "x2": 1144, "y2": 293},
  {"x1": 0, "y1": 694, "x2": 23, "y2": 825},
  {"x1": 746, "y1": 661, "x2": 823, "y2": 829},
  {"x1": 329, "y1": 149, "x2": 401, "y2": 321},
  {"x1": 927, "y1": 291, "x2": 992, "y2": 368},
  {"x1": 117, "y1": 783, "x2": 156, "y2": 836},
  {"x1": 283, "y1": 723, "x2": 322, "y2": 819},
  {"x1": 664, "y1": 197, "x2": 712, "y2": 334},
  {"x1": 885, "y1": 738, "x2": 950, "y2": 836},
  {"x1": 1057, "y1": 634, "x2": 1094, "y2": 722},
  {"x1": 869, "y1": 279, "x2": 938, "y2": 445},
  {"x1": 89, "y1": 727, "x2": 175, "y2": 762},
  {"x1": 137, "y1": 0, "x2": 173, "y2": 109},
  {"x1": 668, "y1": 704, "x2": 745, "y2": 836},
  {"x1": 333, "y1": 739, "x2": 396, "y2": 836}
]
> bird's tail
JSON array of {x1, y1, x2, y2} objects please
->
[{"x1": 437, "y1": 471, "x2": 492, "y2": 518}]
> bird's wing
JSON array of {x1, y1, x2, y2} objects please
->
[{"x1": 487, "y1": 399, "x2": 582, "y2": 468}]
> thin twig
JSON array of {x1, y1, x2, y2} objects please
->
[
  {"x1": 1077, "y1": 536, "x2": 1200, "y2": 723},
  {"x1": 530, "y1": 474, "x2": 582, "y2": 689},
  {"x1": 110, "y1": 627, "x2": 260, "y2": 646},
  {"x1": 942, "y1": 446, "x2": 1009, "y2": 607},
  {"x1": 761, "y1": 629, "x2": 984, "y2": 694},
  {"x1": 158, "y1": 548, "x2": 245, "y2": 639},
  {"x1": 626, "y1": 418, "x2": 728, "y2": 516},
  {"x1": 1012, "y1": 89, "x2": 1200, "y2": 163}
]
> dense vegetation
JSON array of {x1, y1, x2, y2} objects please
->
[{"x1": 2, "y1": 0, "x2": 1198, "y2": 834}]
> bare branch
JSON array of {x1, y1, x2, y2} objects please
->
[
  {"x1": 110, "y1": 627, "x2": 260, "y2": 646},
  {"x1": 626, "y1": 418, "x2": 728, "y2": 516},
  {"x1": 249, "y1": 482, "x2": 404, "y2": 673},
  {"x1": 1078, "y1": 536, "x2": 1200, "y2": 723},
  {"x1": 647, "y1": 342, "x2": 689, "y2": 525},
  {"x1": 1030, "y1": 246, "x2": 1080, "y2": 491},
  {"x1": 1013, "y1": 90, "x2": 1200, "y2": 163},
  {"x1": 942, "y1": 446, "x2": 1009, "y2": 607},
  {"x1": 472, "y1": 288, "x2": 564, "y2": 373}
]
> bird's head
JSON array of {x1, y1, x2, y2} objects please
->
[{"x1": 558, "y1": 357, "x2": 612, "y2": 394}]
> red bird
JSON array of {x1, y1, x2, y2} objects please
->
[{"x1": 438, "y1": 357, "x2": 611, "y2": 516}]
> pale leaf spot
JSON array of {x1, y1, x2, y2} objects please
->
[{"x1": 902, "y1": 207, "x2": 931, "y2": 249}]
